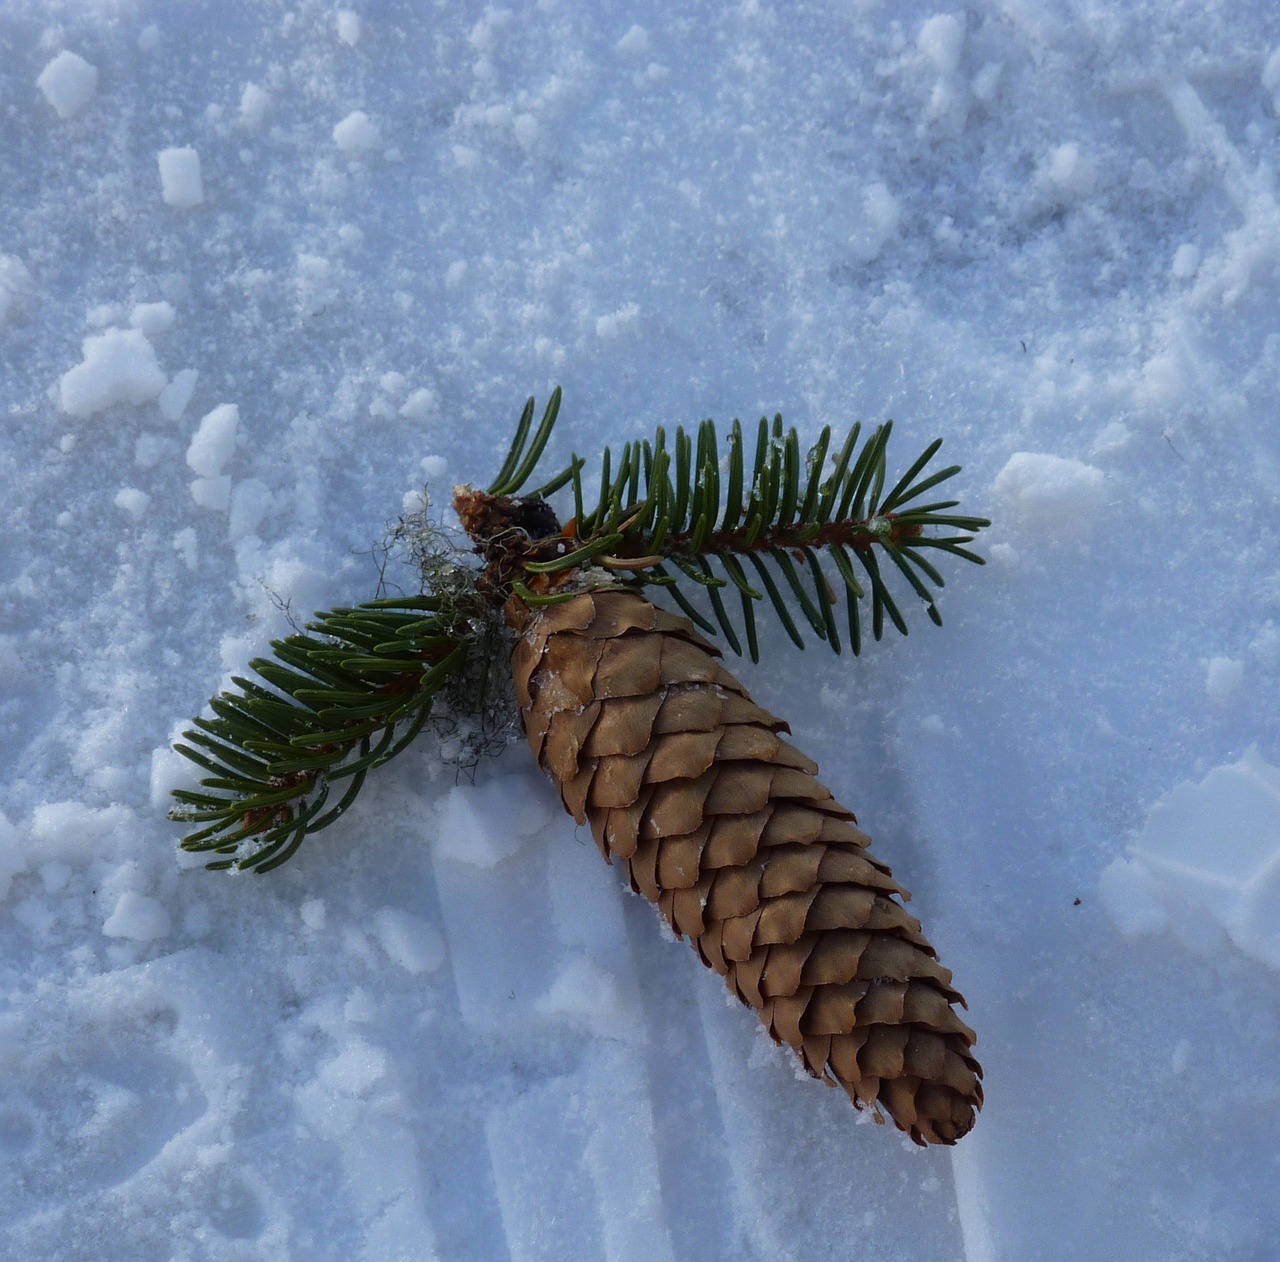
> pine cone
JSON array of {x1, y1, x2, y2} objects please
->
[{"x1": 506, "y1": 584, "x2": 982, "y2": 1145}]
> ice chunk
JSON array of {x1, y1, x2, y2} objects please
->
[
  {"x1": 992, "y1": 451, "x2": 1106, "y2": 532},
  {"x1": 113, "y1": 487, "x2": 150, "y2": 520},
  {"x1": 318, "y1": 1038, "x2": 387, "y2": 1096},
  {"x1": 158, "y1": 146, "x2": 204, "y2": 208},
  {"x1": 159, "y1": 368, "x2": 198, "y2": 421},
  {"x1": 228, "y1": 478, "x2": 271, "y2": 540},
  {"x1": 1097, "y1": 857, "x2": 1168, "y2": 936},
  {"x1": 852, "y1": 181, "x2": 900, "y2": 262},
  {"x1": 1042, "y1": 142, "x2": 1093, "y2": 198},
  {"x1": 435, "y1": 774, "x2": 557, "y2": 868},
  {"x1": 1099, "y1": 747, "x2": 1280, "y2": 969},
  {"x1": 1204, "y1": 655, "x2": 1244, "y2": 705},
  {"x1": 300, "y1": 898, "x2": 326, "y2": 931},
  {"x1": 0, "y1": 255, "x2": 32, "y2": 325},
  {"x1": 1264, "y1": 46, "x2": 1280, "y2": 113},
  {"x1": 373, "y1": 907, "x2": 445, "y2": 975},
  {"x1": 103, "y1": 891, "x2": 172, "y2": 942},
  {"x1": 919, "y1": 14, "x2": 964, "y2": 76},
  {"x1": 0, "y1": 809, "x2": 24, "y2": 903},
  {"x1": 239, "y1": 82, "x2": 270, "y2": 127},
  {"x1": 59, "y1": 328, "x2": 167, "y2": 418},
  {"x1": 1171, "y1": 243, "x2": 1201, "y2": 279},
  {"x1": 37, "y1": 50, "x2": 98, "y2": 119},
  {"x1": 399, "y1": 387, "x2": 436, "y2": 420},
  {"x1": 333, "y1": 110, "x2": 380, "y2": 154},
  {"x1": 534, "y1": 955, "x2": 622, "y2": 1036},
  {"x1": 336, "y1": 9, "x2": 361, "y2": 45},
  {"x1": 595, "y1": 302, "x2": 640, "y2": 339},
  {"x1": 129, "y1": 301, "x2": 175, "y2": 335},
  {"x1": 172, "y1": 526, "x2": 198, "y2": 569},
  {"x1": 191, "y1": 474, "x2": 231, "y2": 512},
  {"x1": 186, "y1": 403, "x2": 239, "y2": 476},
  {"x1": 615, "y1": 25, "x2": 650, "y2": 56}
]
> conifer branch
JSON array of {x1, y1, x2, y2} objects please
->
[
  {"x1": 510, "y1": 407, "x2": 990, "y2": 661},
  {"x1": 170, "y1": 388, "x2": 989, "y2": 869},
  {"x1": 170, "y1": 598, "x2": 470, "y2": 871}
]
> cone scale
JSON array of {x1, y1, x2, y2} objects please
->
[{"x1": 506, "y1": 583, "x2": 982, "y2": 1146}]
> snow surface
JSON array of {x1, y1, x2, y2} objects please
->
[{"x1": 3, "y1": 2, "x2": 1280, "y2": 1259}]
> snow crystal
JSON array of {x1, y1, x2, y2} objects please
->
[
  {"x1": 435, "y1": 776, "x2": 557, "y2": 868},
  {"x1": 971, "y1": 61, "x2": 1001, "y2": 103},
  {"x1": 36, "y1": 50, "x2": 98, "y2": 120},
  {"x1": 918, "y1": 14, "x2": 964, "y2": 76},
  {"x1": 615, "y1": 24, "x2": 651, "y2": 56},
  {"x1": 87, "y1": 301, "x2": 125, "y2": 328},
  {"x1": 333, "y1": 111, "x2": 381, "y2": 155},
  {"x1": 113, "y1": 487, "x2": 150, "y2": 520},
  {"x1": 992, "y1": 451, "x2": 1106, "y2": 533},
  {"x1": 158, "y1": 367, "x2": 198, "y2": 421},
  {"x1": 300, "y1": 898, "x2": 327, "y2": 931},
  {"x1": 128, "y1": 301, "x2": 175, "y2": 336},
  {"x1": 336, "y1": 9, "x2": 361, "y2": 46},
  {"x1": 157, "y1": 146, "x2": 204, "y2": 209},
  {"x1": 58, "y1": 327, "x2": 167, "y2": 418},
  {"x1": 172, "y1": 525, "x2": 197, "y2": 569},
  {"x1": 1171, "y1": 243, "x2": 1201, "y2": 279},
  {"x1": 239, "y1": 82, "x2": 270, "y2": 128},
  {"x1": 190, "y1": 474, "x2": 231, "y2": 512},
  {"x1": 1042, "y1": 142, "x2": 1094, "y2": 198},
  {"x1": 852, "y1": 182, "x2": 901, "y2": 262},
  {"x1": 400, "y1": 387, "x2": 437, "y2": 420},
  {"x1": 228, "y1": 478, "x2": 271, "y2": 541},
  {"x1": 1264, "y1": 47, "x2": 1280, "y2": 113},
  {"x1": 0, "y1": 255, "x2": 32, "y2": 325},
  {"x1": 137, "y1": 24, "x2": 160, "y2": 53},
  {"x1": 596, "y1": 302, "x2": 640, "y2": 339},
  {"x1": 344, "y1": 989, "x2": 376, "y2": 1023},
  {"x1": 1089, "y1": 420, "x2": 1132, "y2": 456},
  {"x1": 421, "y1": 455, "x2": 447, "y2": 479},
  {"x1": 373, "y1": 908, "x2": 445, "y2": 975},
  {"x1": 318, "y1": 1038, "x2": 387, "y2": 1096},
  {"x1": 1100, "y1": 748, "x2": 1280, "y2": 969},
  {"x1": 1097, "y1": 858, "x2": 1169, "y2": 936},
  {"x1": 102, "y1": 891, "x2": 171, "y2": 942},
  {"x1": 0, "y1": 809, "x2": 23, "y2": 903},
  {"x1": 534, "y1": 956, "x2": 622, "y2": 1034},
  {"x1": 186, "y1": 403, "x2": 239, "y2": 477},
  {"x1": 1204, "y1": 655, "x2": 1244, "y2": 705}
]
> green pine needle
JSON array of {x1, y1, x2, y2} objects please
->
[
  {"x1": 169, "y1": 389, "x2": 988, "y2": 871},
  {"x1": 169, "y1": 597, "x2": 469, "y2": 871},
  {"x1": 545, "y1": 407, "x2": 989, "y2": 662}
]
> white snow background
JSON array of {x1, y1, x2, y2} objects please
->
[{"x1": 3, "y1": 2, "x2": 1280, "y2": 1259}]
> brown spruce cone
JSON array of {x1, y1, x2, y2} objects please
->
[{"x1": 506, "y1": 584, "x2": 982, "y2": 1145}]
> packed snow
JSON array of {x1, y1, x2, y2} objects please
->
[{"x1": 3, "y1": 2, "x2": 1280, "y2": 1259}]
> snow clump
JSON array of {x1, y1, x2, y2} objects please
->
[
  {"x1": 37, "y1": 50, "x2": 98, "y2": 119},
  {"x1": 186, "y1": 403, "x2": 239, "y2": 477},
  {"x1": 158, "y1": 146, "x2": 204, "y2": 208},
  {"x1": 59, "y1": 328, "x2": 167, "y2": 418},
  {"x1": 1099, "y1": 747, "x2": 1280, "y2": 970},
  {"x1": 993, "y1": 451, "x2": 1106, "y2": 533},
  {"x1": 333, "y1": 111, "x2": 381, "y2": 154}
]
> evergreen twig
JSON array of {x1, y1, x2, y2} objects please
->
[{"x1": 169, "y1": 389, "x2": 988, "y2": 869}]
